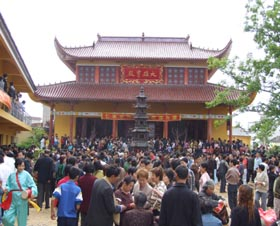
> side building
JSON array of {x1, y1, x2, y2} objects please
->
[
  {"x1": 34, "y1": 34, "x2": 253, "y2": 143},
  {"x1": 0, "y1": 13, "x2": 36, "y2": 145}
]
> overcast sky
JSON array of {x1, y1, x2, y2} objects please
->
[{"x1": 0, "y1": 0, "x2": 261, "y2": 129}]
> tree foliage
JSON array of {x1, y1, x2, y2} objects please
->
[
  {"x1": 18, "y1": 127, "x2": 46, "y2": 149},
  {"x1": 207, "y1": 0, "x2": 280, "y2": 138}
]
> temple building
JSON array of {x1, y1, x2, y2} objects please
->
[
  {"x1": 33, "y1": 33, "x2": 248, "y2": 142},
  {"x1": 0, "y1": 13, "x2": 36, "y2": 145}
]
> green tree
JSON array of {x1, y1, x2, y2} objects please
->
[
  {"x1": 250, "y1": 117, "x2": 276, "y2": 145},
  {"x1": 207, "y1": 0, "x2": 280, "y2": 138},
  {"x1": 18, "y1": 127, "x2": 46, "y2": 149}
]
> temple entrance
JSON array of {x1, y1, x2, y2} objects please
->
[
  {"x1": 168, "y1": 120, "x2": 207, "y2": 141},
  {"x1": 76, "y1": 118, "x2": 112, "y2": 139},
  {"x1": 118, "y1": 120, "x2": 134, "y2": 138},
  {"x1": 152, "y1": 122, "x2": 163, "y2": 138}
]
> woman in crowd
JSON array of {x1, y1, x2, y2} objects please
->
[
  {"x1": 231, "y1": 184, "x2": 261, "y2": 226},
  {"x1": 2, "y1": 158, "x2": 38, "y2": 226},
  {"x1": 148, "y1": 167, "x2": 167, "y2": 217},
  {"x1": 133, "y1": 168, "x2": 153, "y2": 203},
  {"x1": 115, "y1": 176, "x2": 136, "y2": 226},
  {"x1": 254, "y1": 164, "x2": 269, "y2": 210},
  {"x1": 163, "y1": 168, "x2": 174, "y2": 189}
]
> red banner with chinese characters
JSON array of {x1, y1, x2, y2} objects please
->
[
  {"x1": 0, "y1": 89, "x2": 11, "y2": 109},
  {"x1": 101, "y1": 113, "x2": 181, "y2": 121},
  {"x1": 101, "y1": 113, "x2": 134, "y2": 120},
  {"x1": 148, "y1": 114, "x2": 181, "y2": 121},
  {"x1": 121, "y1": 65, "x2": 163, "y2": 84}
]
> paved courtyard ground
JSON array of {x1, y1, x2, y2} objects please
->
[{"x1": 24, "y1": 181, "x2": 234, "y2": 226}]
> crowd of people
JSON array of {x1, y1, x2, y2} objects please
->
[{"x1": 0, "y1": 135, "x2": 279, "y2": 226}]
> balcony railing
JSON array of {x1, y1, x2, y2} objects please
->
[
  {"x1": 0, "y1": 88, "x2": 32, "y2": 126},
  {"x1": 10, "y1": 101, "x2": 32, "y2": 126}
]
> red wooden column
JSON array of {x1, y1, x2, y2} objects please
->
[
  {"x1": 112, "y1": 120, "x2": 118, "y2": 138},
  {"x1": 207, "y1": 110, "x2": 213, "y2": 141},
  {"x1": 163, "y1": 121, "x2": 168, "y2": 138},
  {"x1": 112, "y1": 103, "x2": 119, "y2": 138},
  {"x1": 229, "y1": 106, "x2": 233, "y2": 145},
  {"x1": 164, "y1": 68, "x2": 168, "y2": 85},
  {"x1": 69, "y1": 104, "x2": 74, "y2": 143},
  {"x1": 116, "y1": 66, "x2": 120, "y2": 83},
  {"x1": 48, "y1": 103, "x2": 55, "y2": 144},
  {"x1": 95, "y1": 66, "x2": 100, "y2": 84},
  {"x1": 184, "y1": 68, "x2": 188, "y2": 85}
]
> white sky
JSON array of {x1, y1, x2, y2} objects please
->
[{"x1": 0, "y1": 0, "x2": 262, "y2": 129}]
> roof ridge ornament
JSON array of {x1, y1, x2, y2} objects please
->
[
  {"x1": 142, "y1": 32, "x2": 145, "y2": 41},
  {"x1": 97, "y1": 33, "x2": 101, "y2": 41},
  {"x1": 186, "y1": 35, "x2": 190, "y2": 43}
]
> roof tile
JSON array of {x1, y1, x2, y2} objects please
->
[
  {"x1": 35, "y1": 82, "x2": 240, "y2": 103},
  {"x1": 55, "y1": 36, "x2": 232, "y2": 60}
]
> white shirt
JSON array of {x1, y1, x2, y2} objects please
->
[
  {"x1": 0, "y1": 161, "x2": 14, "y2": 189},
  {"x1": 3, "y1": 156, "x2": 15, "y2": 173},
  {"x1": 199, "y1": 172, "x2": 211, "y2": 192}
]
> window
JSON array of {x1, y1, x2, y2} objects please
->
[
  {"x1": 188, "y1": 68, "x2": 205, "y2": 84},
  {"x1": 78, "y1": 66, "x2": 95, "y2": 83},
  {"x1": 167, "y1": 67, "x2": 185, "y2": 84},
  {"x1": 99, "y1": 66, "x2": 116, "y2": 84}
]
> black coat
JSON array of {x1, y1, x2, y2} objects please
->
[
  {"x1": 34, "y1": 155, "x2": 54, "y2": 183},
  {"x1": 159, "y1": 183, "x2": 202, "y2": 226},
  {"x1": 230, "y1": 207, "x2": 261, "y2": 226},
  {"x1": 86, "y1": 178, "x2": 120, "y2": 226}
]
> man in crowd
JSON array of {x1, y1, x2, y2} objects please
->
[
  {"x1": 85, "y1": 165, "x2": 126, "y2": 226},
  {"x1": 51, "y1": 167, "x2": 83, "y2": 226},
  {"x1": 34, "y1": 149, "x2": 55, "y2": 210},
  {"x1": 225, "y1": 159, "x2": 240, "y2": 210},
  {"x1": 159, "y1": 165, "x2": 202, "y2": 226}
]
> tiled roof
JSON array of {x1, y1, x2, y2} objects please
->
[
  {"x1": 54, "y1": 35, "x2": 232, "y2": 61},
  {"x1": 34, "y1": 82, "x2": 241, "y2": 103}
]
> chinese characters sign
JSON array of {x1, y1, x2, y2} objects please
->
[
  {"x1": 121, "y1": 65, "x2": 163, "y2": 84},
  {"x1": 101, "y1": 113, "x2": 181, "y2": 121},
  {"x1": 101, "y1": 113, "x2": 134, "y2": 120}
]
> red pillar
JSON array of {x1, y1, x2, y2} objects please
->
[
  {"x1": 184, "y1": 68, "x2": 188, "y2": 85},
  {"x1": 207, "y1": 118, "x2": 213, "y2": 141},
  {"x1": 48, "y1": 104, "x2": 54, "y2": 145},
  {"x1": 229, "y1": 106, "x2": 233, "y2": 145},
  {"x1": 69, "y1": 104, "x2": 74, "y2": 143},
  {"x1": 112, "y1": 120, "x2": 118, "y2": 138},
  {"x1": 116, "y1": 66, "x2": 120, "y2": 83},
  {"x1": 163, "y1": 121, "x2": 168, "y2": 138},
  {"x1": 164, "y1": 68, "x2": 168, "y2": 85},
  {"x1": 95, "y1": 66, "x2": 100, "y2": 84}
]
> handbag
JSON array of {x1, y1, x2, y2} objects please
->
[
  {"x1": 212, "y1": 202, "x2": 229, "y2": 225},
  {"x1": 258, "y1": 208, "x2": 277, "y2": 226}
]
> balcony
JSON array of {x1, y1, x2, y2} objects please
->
[{"x1": 0, "y1": 89, "x2": 32, "y2": 126}]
